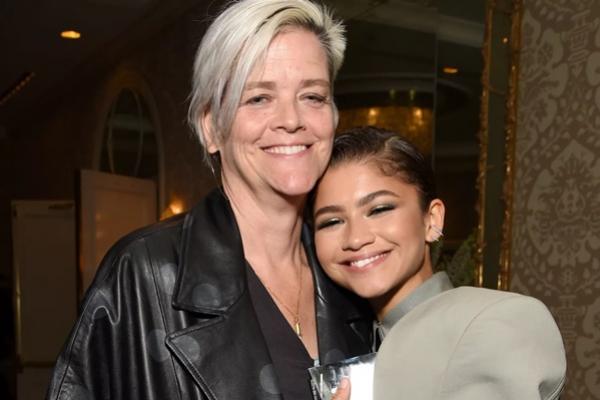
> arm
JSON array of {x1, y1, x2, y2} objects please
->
[
  {"x1": 439, "y1": 295, "x2": 566, "y2": 400},
  {"x1": 46, "y1": 238, "x2": 176, "y2": 400}
]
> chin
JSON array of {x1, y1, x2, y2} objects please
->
[
  {"x1": 350, "y1": 284, "x2": 391, "y2": 301},
  {"x1": 274, "y1": 176, "x2": 318, "y2": 197}
]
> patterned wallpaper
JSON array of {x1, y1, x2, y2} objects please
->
[{"x1": 511, "y1": 1, "x2": 600, "y2": 398}]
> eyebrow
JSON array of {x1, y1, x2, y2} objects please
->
[
  {"x1": 243, "y1": 79, "x2": 330, "y2": 92},
  {"x1": 313, "y1": 204, "x2": 343, "y2": 220},
  {"x1": 313, "y1": 190, "x2": 399, "y2": 219},
  {"x1": 357, "y1": 190, "x2": 399, "y2": 207}
]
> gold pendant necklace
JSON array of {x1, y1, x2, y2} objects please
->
[{"x1": 263, "y1": 264, "x2": 304, "y2": 337}]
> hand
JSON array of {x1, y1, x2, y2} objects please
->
[{"x1": 331, "y1": 378, "x2": 350, "y2": 400}]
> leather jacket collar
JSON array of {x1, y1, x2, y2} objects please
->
[
  {"x1": 172, "y1": 188, "x2": 368, "y2": 327},
  {"x1": 172, "y1": 188, "x2": 247, "y2": 315}
]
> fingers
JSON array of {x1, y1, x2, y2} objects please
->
[{"x1": 331, "y1": 377, "x2": 350, "y2": 400}]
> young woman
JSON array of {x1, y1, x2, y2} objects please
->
[{"x1": 312, "y1": 126, "x2": 566, "y2": 400}]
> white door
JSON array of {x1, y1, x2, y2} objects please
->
[
  {"x1": 11, "y1": 200, "x2": 77, "y2": 400},
  {"x1": 78, "y1": 169, "x2": 157, "y2": 297}
]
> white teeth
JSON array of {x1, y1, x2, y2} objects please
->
[
  {"x1": 350, "y1": 253, "x2": 384, "y2": 268},
  {"x1": 264, "y1": 145, "x2": 307, "y2": 155}
]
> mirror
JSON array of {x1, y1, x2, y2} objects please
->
[{"x1": 100, "y1": 88, "x2": 159, "y2": 180}]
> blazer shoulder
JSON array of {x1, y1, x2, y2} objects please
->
[
  {"x1": 439, "y1": 288, "x2": 566, "y2": 400},
  {"x1": 442, "y1": 287, "x2": 561, "y2": 339},
  {"x1": 373, "y1": 288, "x2": 566, "y2": 400}
]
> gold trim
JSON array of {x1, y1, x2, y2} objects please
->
[
  {"x1": 498, "y1": 0, "x2": 523, "y2": 290},
  {"x1": 475, "y1": 0, "x2": 495, "y2": 288}
]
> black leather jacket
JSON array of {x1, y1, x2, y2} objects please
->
[{"x1": 46, "y1": 188, "x2": 372, "y2": 400}]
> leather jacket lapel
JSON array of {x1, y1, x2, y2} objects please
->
[
  {"x1": 166, "y1": 296, "x2": 283, "y2": 400},
  {"x1": 168, "y1": 190, "x2": 283, "y2": 399},
  {"x1": 172, "y1": 189, "x2": 246, "y2": 314}
]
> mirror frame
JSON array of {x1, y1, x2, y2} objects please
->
[{"x1": 475, "y1": 0, "x2": 523, "y2": 289}]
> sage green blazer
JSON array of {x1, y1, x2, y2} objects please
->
[{"x1": 374, "y1": 287, "x2": 566, "y2": 400}]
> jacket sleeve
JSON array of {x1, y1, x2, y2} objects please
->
[
  {"x1": 439, "y1": 295, "x2": 566, "y2": 400},
  {"x1": 45, "y1": 237, "x2": 177, "y2": 400}
]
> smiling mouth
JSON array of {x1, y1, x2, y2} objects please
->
[
  {"x1": 348, "y1": 252, "x2": 388, "y2": 269},
  {"x1": 263, "y1": 145, "x2": 308, "y2": 155}
]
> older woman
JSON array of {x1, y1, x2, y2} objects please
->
[{"x1": 46, "y1": 1, "x2": 371, "y2": 399}]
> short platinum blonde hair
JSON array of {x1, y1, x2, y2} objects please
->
[{"x1": 188, "y1": 0, "x2": 346, "y2": 165}]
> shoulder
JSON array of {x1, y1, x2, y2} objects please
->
[
  {"x1": 426, "y1": 287, "x2": 566, "y2": 373},
  {"x1": 437, "y1": 287, "x2": 561, "y2": 339},
  {"x1": 81, "y1": 213, "x2": 187, "y2": 305},
  {"x1": 439, "y1": 288, "x2": 566, "y2": 399},
  {"x1": 109, "y1": 212, "x2": 186, "y2": 256},
  {"x1": 97, "y1": 213, "x2": 185, "y2": 272},
  {"x1": 374, "y1": 288, "x2": 566, "y2": 400},
  {"x1": 47, "y1": 214, "x2": 190, "y2": 400},
  {"x1": 405, "y1": 286, "x2": 560, "y2": 330}
]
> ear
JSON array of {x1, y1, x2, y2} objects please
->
[
  {"x1": 425, "y1": 199, "x2": 445, "y2": 243},
  {"x1": 201, "y1": 111, "x2": 220, "y2": 154}
]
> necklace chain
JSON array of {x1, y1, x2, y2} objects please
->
[{"x1": 263, "y1": 263, "x2": 304, "y2": 337}]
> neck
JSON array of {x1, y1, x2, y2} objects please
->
[
  {"x1": 222, "y1": 179, "x2": 318, "y2": 357},
  {"x1": 222, "y1": 181, "x2": 307, "y2": 272}
]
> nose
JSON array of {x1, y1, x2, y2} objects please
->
[
  {"x1": 342, "y1": 219, "x2": 375, "y2": 251},
  {"x1": 271, "y1": 98, "x2": 304, "y2": 133}
]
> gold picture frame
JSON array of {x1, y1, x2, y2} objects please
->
[{"x1": 476, "y1": 0, "x2": 523, "y2": 289}]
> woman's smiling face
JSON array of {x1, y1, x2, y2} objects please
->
[
  {"x1": 313, "y1": 160, "x2": 441, "y2": 317},
  {"x1": 206, "y1": 27, "x2": 335, "y2": 199}
]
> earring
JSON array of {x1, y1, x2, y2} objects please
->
[{"x1": 430, "y1": 225, "x2": 444, "y2": 242}]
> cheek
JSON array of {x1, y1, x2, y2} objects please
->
[
  {"x1": 379, "y1": 218, "x2": 426, "y2": 252},
  {"x1": 230, "y1": 110, "x2": 266, "y2": 138},
  {"x1": 308, "y1": 108, "x2": 335, "y2": 137}
]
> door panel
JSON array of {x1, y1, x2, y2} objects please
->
[
  {"x1": 78, "y1": 169, "x2": 157, "y2": 296},
  {"x1": 11, "y1": 200, "x2": 77, "y2": 400}
]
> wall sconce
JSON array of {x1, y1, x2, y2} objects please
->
[{"x1": 161, "y1": 198, "x2": 185, "y2": 220}]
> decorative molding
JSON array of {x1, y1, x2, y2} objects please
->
[
  {"x1": 476, "y1": 0, "x2": 522, "y2": 289},
  {"x1": 498, "y1": 0, "x2": 523, "y2": 291},
  {"x1": 475, "y1": 0, "x2": 494, "y2": 288}
]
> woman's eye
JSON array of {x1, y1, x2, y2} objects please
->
[
  {"x1": 244, "y1": 95, "x2": 269, "y2": 105},
  {"x1": 315, "y1": 218, "x2": 342, "y2": 230},
  {"x1": 303, "y1": 93, "x2": 328, "y2": 105},
  {"x1": 368, "y1": 204, "x2": 395, "y2": 216}
]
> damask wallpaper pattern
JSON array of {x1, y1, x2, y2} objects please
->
[{"x1": 512, "y1": 1, "x2": 600, "y2": 398}]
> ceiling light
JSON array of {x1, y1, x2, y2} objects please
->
[
  {"x1": 443, "y1": 67, "x2": 458, "y2": 74},
  {"x1": 61, "y1": 30, "x2": 81, "y2": 39}
]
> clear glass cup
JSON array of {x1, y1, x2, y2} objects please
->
[{"x1": 308, "y1": 352, "x2": 376, "y2": 400}]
